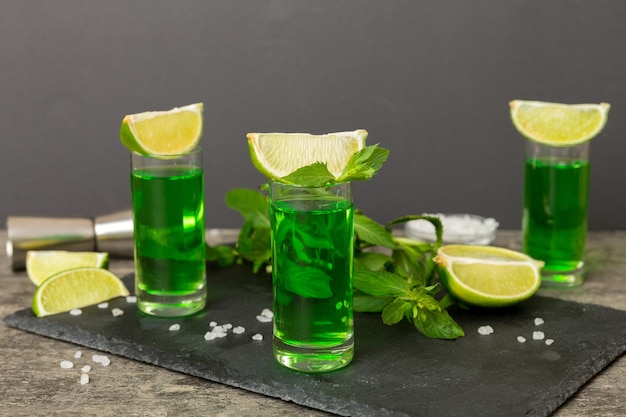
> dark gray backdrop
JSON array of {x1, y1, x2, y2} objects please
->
[{"x1": 1, "y1": 1, "x2": 625, "y2": 230}]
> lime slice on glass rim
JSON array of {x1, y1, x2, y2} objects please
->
[
  {"x1": 434, "y1": 245, "x2": 544, "y2": 308},
  {"x1": 120, "y1": 102, "x2": 203, "y2": 155},
  {"x1": 26, "y1": 250, "x2": 109, "y2": 286},
  {"x1": 509, "y1": 100, "x2": 610, "y2": 147},
  {"x1": 246, "y1": 130, "x2": 367, "y2": 179},
  {"x1": 32, "y1": 267, "x2": 130, "y2": 317}
]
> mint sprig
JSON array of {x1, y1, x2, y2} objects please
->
[
  {"x1": 279, "y1": 144, "x2": 390, "y2": 187},
  {"x1": 216, "y1": 188, "x2": 465, "y2": 340}
]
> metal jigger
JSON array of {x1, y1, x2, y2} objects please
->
[{"x1": 6, "y1": 210, "x2": 134, "y2": 271}]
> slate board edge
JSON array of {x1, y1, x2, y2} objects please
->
[{"x1": 3, "y1": 309, "x2": 398, "y2": 417}]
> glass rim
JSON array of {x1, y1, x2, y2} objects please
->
[{"x1": 130, "y1": 146, "x2": 203, "y2": 159}]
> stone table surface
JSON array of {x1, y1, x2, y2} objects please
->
[{"x1": 1, "y1": 229, "x2": 625, "y2": 416}]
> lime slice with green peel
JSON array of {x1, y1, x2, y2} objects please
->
[
  {"x1": 120, "y1": 102, "x2": 203, "y2": 155},
  {"x1": 510, "y1": 100, "x2": 610, "y2": 147},
  {"x1": 246, "y1": 130, "x2": 367, "y2": 179},
  {"x1": 434, "y1": 245, "x2": 543, "y2": 308},
  {"x1": 32, "y1": 267, "x2": 130, "y2": 317},
  {"x1": 26, "y1": 250, "x2": 109, "y2": 286}
]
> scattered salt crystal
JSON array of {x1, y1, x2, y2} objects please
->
[
  {"x1": 204, "y1": 331, "x2": 217, "y2": 341},
  {"x1": 209, "y1": 321, "x2": 217, "y2": 327},
  {"x1": 80, "y1": 373, "x2": 90, "y2": 385},
  {"x1": 517, "y1": 336, "x2": 526, "y2": 343},
  {"x1": 212, "y1": 325, "x2": 224, "y2": 333},
  {"x1": 545, "y1": 339, "x2": 555, "y2": 346},
  {"x1": 60, "y1": 360, "x2": 74, "y2": 369},
  {"x1": 97, "y1": 302, "x2": 108, "y2": 309},
  {"x1": 69, "y1": 309, "x2": 82, "y2": 316},
  {"x1": 81, "y1": 365, "x2": 91, "y2": 373},
  {"x1": 261, "y1": 308, "x2": 274, "y2": 318},
  {"x1": 92, "y1": 354, "x2": 111, "y2": 366},
  {"x1": 533, "y1": 331, "x2": 545, "y2": 340},
  {"x1": 233, "y1": 326, "x2": 246, "y2": 334},
  {"x1": 534, "y1": 317, "x2": 544, "y2": 326},
  {"x1": 256, "y1": 315, "x2": 272, "y2": 323},
  {"x1": 252, "y1": 333, "x2": 264, "y2": 341},
  {"x1": 477, "y1": 325, "x2": 494, "y2": 335},
  {"x1": 111, "y1": 308, "x2": 124, "y2": 317},
  {"x1": 74, "y1": 351, "x2": 82, "y2": 359},
  {"x1": 222, "y1": 323, "x2": 233, "y2": 330},
  {"x1": 126, "y1": 296, "x2": 137, "y2": 303},
  {"x1": 169, "y1": 323, "x2": 181, "y2": 331}
]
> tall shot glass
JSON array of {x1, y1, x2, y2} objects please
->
[
  {"x1": 522, "y1": 140, "x2": 590, "y2": 287},
  {"x1": 270, "y1": 181, "x2": 354, "y2": 373},
  {"x1": 130, "y1": 148, "x2": 207, "y2": 316}
]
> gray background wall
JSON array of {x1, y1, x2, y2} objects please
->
[{"x1": 1, "y1": 1, "x2": 625, "y2": 230}]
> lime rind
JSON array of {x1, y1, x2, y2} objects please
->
[
  {"x1": 120, "y1": 103, "x2": 204, "y2": 156},
  {"x1": 509, "y1": 100, "x2": 610, "y2": 147},
  {"x1": 247, "y1": 130, "x2": 367, "y2": 180},
  {"x1": 26, "y1": 250, "x2": 110, "y2": 286},
  {"x1": 32, "y1": 267, "x2": 129, "y2": 317},
  {"x1": 435, "y1": 244, "x2": 543, "y2": 308}
]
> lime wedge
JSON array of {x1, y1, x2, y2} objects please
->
[
  {"x1": 510, "y1": 100, "x2": 610, "y2": 146},
  {"x1": 120, "y1": 102, "x2": 203, "y2": 155},
  {"x1": 246, "y1": 130, "x2": 367, "y2": 179},
  {"x1": 434, "y1": 245, "x2": 543, "y2": 307},
  {"x1": 32, "y1": 267, "x2": 130, "y2": 317},
  {"x1": 26, "y1": 250, "x2": 109, "y2": 286}
]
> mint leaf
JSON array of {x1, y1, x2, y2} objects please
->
[
  {"x1": 382, "y1": 299, "x2": 413, "y2": 325},
  {"x1": 281, "y1": 261, "x2": 333, "y2": 299},
  {"x1": 353, "y1": 292, "x2": 394, "y2": 312},
  {"x1": 226, "y1": 188, "x2": 270, "y2": 229},
  {"x1": 355, "y1": 252, "x2": 393, "y2": 272},
  {"x1": 412, "y1": 304, "x2": 465, "y2": 339},
  {"x1": 354, "y1": 270, "x2": 411, "y2": 297},
  {"x1": 235, "y1": 222, "x2": 271, "y2": 265},
  {"x1": 205, "y1": 244, "x2": 236, "y2": 267},
  {"x1": 354, "y1": 213, "x2": 396, "y2": 249},
  {"x1": 337, "y1": 145, "x2": 390, "y2": 182},
  {"x1": 280, "y1": 162, "x2": 335, "y2": 187}
]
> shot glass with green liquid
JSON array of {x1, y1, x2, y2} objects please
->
[
  {"x1": 270, "y1": 181, "x2": 354, "y2": 373},
  {"x1": 522, "y1": 140, "x2": 590, "y2": 287},
  {"x1": 130, "y1": 148, "x2": 206, "y2": 316}
]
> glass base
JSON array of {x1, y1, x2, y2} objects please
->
[
  {"x1": 540, "y1": 264, "x2": 584, "y2": 288},
  {"x1": 136, "y1": 288, "x2": 206, "y2": 317},
  {"x1": 273, "y1": 336, "x2": 354, "y2": 373}
]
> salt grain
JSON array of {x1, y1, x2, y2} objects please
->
[
  {"x1": 111, "y1": 308, "x2": 124, "y2": 317},
  {"x1": 256, "y1": 315, "x2": 272, "y2": 323},
  {"x1": 545, "y1": 339, "x2": 555, "y2": 346},
  {"x1": 126, "y1": 296, "x2": 137, "y2": 303},
  {"x1": 233, "y1": 326, "x2": 246, "y2": 334},
  {"x1": 60, "y1": 360, "x2": 74, "y2": 369},
  {"x1": 74, "y1": 351, "x2": 82, "y2": 359},
  {"x1": 534, "y1": 317, "x2": 545, "y2": 326},
  {"x1": 533, "y1": 331, "x2": 545, "y2": 341},
  {"x1": 209, "y1": 321, "x2": 217, "y2": 327},
  {"x1": 477, "y1": 325, "x2": 494, "y2": 335},
  {"x1": 517, "y1": 336, "x2": 526, "y2": 343},
  {"x1": 223, "y1": 323, "x2": 233, "y2": 330},
  {"x1": 97, "y1": 302, "x2": 109, "y2": 309},
  {"x1": 80, "y1": 373, "x2": 90, "y2": 385},
  {"x1": 252, "y1": 333, "x2": 264, "y2": 341},
  {"x1": 260, "y1": 308, "x2": 274, "y2": 319},
  {"x1": 169, "y1": 323, "x2": 181, "y2": 331},
  {"x1": 69, "y1": 309, "x2": 82, "y2": 316},
  {"x1": 81, "y1": 365, "x2": 91, "y2": 373},
  {"x1": 92, "y1": 354, "x2": 111, "y2": 366},
  {"x1": 204, "y1": 332, "x2": 217, "y2": 341}
]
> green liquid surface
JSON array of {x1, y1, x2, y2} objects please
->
[
  {"x1": 131, "y1": 166, "x2": 206, "y2": 298},
  {"x1": 523, "y1": 158, "x2": 589, "y2": 272},
  {"x1": 271, "y1": 198, "x2": 354, "y2": 350}
]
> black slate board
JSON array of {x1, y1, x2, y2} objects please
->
[{"x1": 4, "y1": 265, "x2": 626, "y2": 417}]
